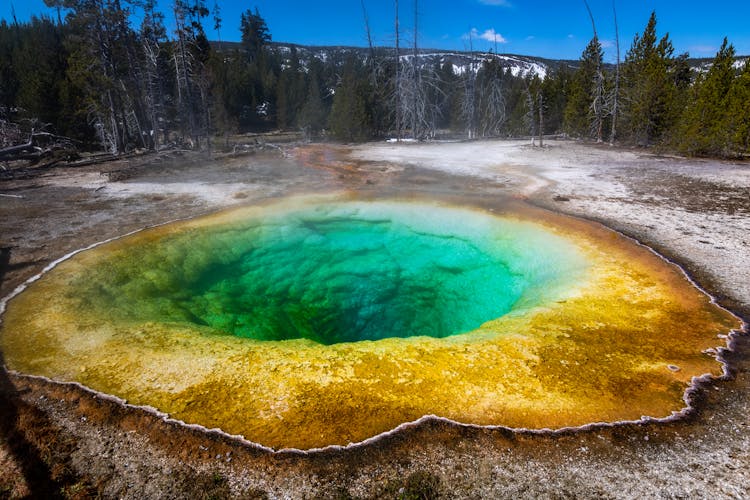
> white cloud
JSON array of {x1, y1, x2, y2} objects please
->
[
  {"x1": 464, "y1": 28, "x2": 508, "y2": 44},
  {"x1": 480, "y1": 28, "x2": 508, "y2": 43},
  {"x1": 525, "y1": 35, "x2": 535, "y2": 41},
  {"x1": 478, "y1": 0, "x2": 512, "y2": 6},
  {"x1": 600, "y1": 39, "x2": 614, "y2": 49}
]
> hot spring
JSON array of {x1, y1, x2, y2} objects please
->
[
  {"x1": 67, "y1": 200, "x2": 585, "y2": 344},
  {"x1": 0, "y1": 195, "x2": 739, "y2": 450}
]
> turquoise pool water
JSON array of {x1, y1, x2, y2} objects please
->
[{"x1": 70, "y1": 201, "x2": 587, "y2": 345}]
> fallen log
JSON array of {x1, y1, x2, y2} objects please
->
[
  {"x1": 0, "y1": 140, "x2": 41, "y2": 160},
  {"x1": 0, "y1": 131, "x2": 77, "y2": 162}
]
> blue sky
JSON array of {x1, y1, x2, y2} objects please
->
[{"x1": 2, "y1": 1, "x2": 749, "y2": 61}]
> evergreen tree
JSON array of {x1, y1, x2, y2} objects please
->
[
  {"x1": 207, "y1": 49, "x2": 237, "y2": 144},
  {"x1": 238, "y1": 7, "x2": 278, "y2": 130},
  {"x1": 727, "y1": 60, "x2": 750, "y2": 154},
  {"x1": 0, "y1": 21, "x2": 20, "y2": 120},
  {"x1": 64, "y1": 0, "x2": 147, "y2": 152},
  {"x1": 298, "y1": 67, "x2": 327, "y2": 138},
  {"x1": 504, "y1": 68, "x2": 531, "y2": 136},
  {"x1": 541, "y1": 65, "x2": 571, "y2": 134},
  {"x1": 564, "y1": 37, "x2": 603, "y2": 139},
  {"x1": 364, "y1": 51, "x2": 393, "y2": 137},
  {"x1": 620, "y1": 12, "x2": 680, "y2": 146},
  {"x1": 679, "y1": 39, "x2": 737, "y2": 156},
  {"x1": 240, "y1": 7, "x2": 271, "y2": 62},
  {"x1": 2, "y1": 3, "x2": 748, "y2": 155},
  {"x1": 276, "y1": 47, "x2": 306, "y2": 129},
  {"x1": 11, "y1": 16, "x2": 66, "y2": 128},
  {"x1": 329, "y1": 58, "x2": 373, "y2": 142}
]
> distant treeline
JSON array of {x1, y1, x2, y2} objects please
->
[{"x1": 0, "y1": 2, "x2": 748, "y2": 158}]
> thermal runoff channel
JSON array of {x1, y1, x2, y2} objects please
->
[{"x1": 0, "y1": 197, "x2": 739, "y2": 450}]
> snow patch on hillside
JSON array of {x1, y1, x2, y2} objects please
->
[{"x1": 274, "y1": 44, "x2": 551, "y2": 80}]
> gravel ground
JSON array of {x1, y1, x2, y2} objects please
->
[{"x1": 1, "y1": 140, "x2": 749, "y2": 498}]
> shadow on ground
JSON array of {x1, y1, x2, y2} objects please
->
[{"x1": 1, "y1": 246, "x2": 93, "y2": 498}]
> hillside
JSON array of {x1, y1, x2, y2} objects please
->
[
  {"x1": 212, "y1": 40, "x2": 578, "y2": 79},
  {"x1": 213, "y1": 40, "x2": 748, "y2": 79}
]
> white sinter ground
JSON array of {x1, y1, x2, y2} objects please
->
[{"x1": 350, "y1": 139, "x2": 750, "y2": 314}]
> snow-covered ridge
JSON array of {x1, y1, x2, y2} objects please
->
[
  {"x1": 398, "y1": 51, "x2": 549, "y2": 79},
  {"x1": 214, "y1": 41, "x2": 558, "y2": 80},
  {"x1": 214, "y1": 40, "x2": 748, "y2": 80},
  {"x1": 689, "y1": 56, "x2": 749, "y2": 73}
]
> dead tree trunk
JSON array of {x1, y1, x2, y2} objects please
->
[
  {"x1": 462, "y1": 32, "x2": 477, "y2": 139},
  {"x1": 609, "y1": 0, "x2": 620, "y2": 145},
  {"x1": 477, "y1": 63, "x2": 506, "y2": 138},
  {"x1": 525, "y1": 84, "x2": 535, "y2": 146},
  {"x1": 411, "y1": 0, "x2": 419, "y2": 140},
  {"x1": 173, "y1": 3, "x2": 197, "y2": 146},
  {"x1": 0, "y1": 131, "x2": 77, "y2": 161},
  {"x1": 361, "y1": 0, "x2": 375, "y2": 62},
  {"x1": 538, "y1": 92, "x2": 544, "y2": 147},
  {"x1": 583, "y1": 0, "x2": 605, "y2": 143},
  {"x1": 94, "y1": 11, "x2": 124, "y2": 153},
  {"x1": 142, "y1": 34, "x2": 163, "y2": 149},
  {"x1": 0, "y1": 139, "x2": 37, "y2": 160},
  {"x1": 394, "y1": 0, "x2": 402, "y2": 141}
]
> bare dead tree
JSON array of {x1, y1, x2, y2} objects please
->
[
  {"x1": 114, "y1": 0, "x2": 150, "y2": 150},
  {"x1": 384, "y1": 0, "x2": 446, "y2": 141},
  {"x1": 583, "y1": 0, "x2": 605, "y2": 142},
  {"x1": 523, "y1": 81, "x2": 537, "y2": 145},
  {"x1": 0, "y1": 128, "x2": 78, "y2": 162},
  {"x1": 420, "y1": 68, "x2": 446, "y2": 139},
  {"x1": 10, "y1": 2, "x2": 18, "y2": 27},
  {"x1": 93, "y1": 5, "x2": 128, "y2": 153},
  {"x1": 359, "y1": 1, "x2": 392, "y2": 136},
  {"x1": 63, "y1": 0, "x2": 151, "y2": 154},
  {"x1": 142, "y1": 40, "x2": 163, "y2": 147},
  {"x1": 394, "y1": 0, "x2": 402, "y2": 141},
  {"x1": 393, "y1": 0, "x2": 438, "y2": 140},
  {"x1": 173, "y1": 2, "x2": 196, "y2": 143},
  {"x1": 411, "y1": 0, "x2": 419, "y2": 139},
  {"x1": 360, "y1": 0, "x2": 384, "y2": 94},
  {"x1": 141, "y1": 2, "x2": 167, "y2": 149},
  {"x1": 538, "y1": 91, "x2": 544, "y2": 147},
  {"x1": 119, "y1": 80, "x2": 146, "y2": 150},
  {"x1": 212, "y1": 0, "x2": 222, "y2": 43},
  {"x1": 460, "y1": 31, "x2": 478, "y2": 139},
  {"x1": 42, "y1": 0, "x2": 64, "y2": 26},
  {"x1": 398, "y1": 59, "x2": 445, "y2": 140},
  {"x1": 476, "y1": 62, "x2": 506, "y2": 137},
  {"x1": 172, "y1": 0, "x2": 211, "y2": 149},
  {"x1": 0, "y1": 135, "x2": 39, "y2": 160},
  {"x1": 608, "y1": 0, "x2": 621, "y2": 145},
  {"x1": 361, "y1": 0, "x2": 375, "y2": 60}
]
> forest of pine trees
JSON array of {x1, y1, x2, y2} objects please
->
[{"x1": 0, "y1": 4, "x2": 748, "y2": 158}]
